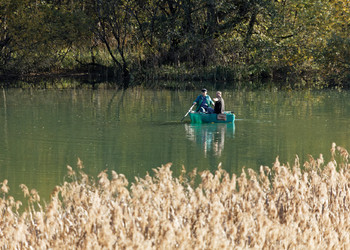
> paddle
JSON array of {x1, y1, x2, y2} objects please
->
[{"x1": 181, "y1": 104, "x2": 195, "y2": 121}]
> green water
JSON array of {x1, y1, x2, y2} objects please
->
[{"x1": 1, "y1": 88, "x2": 350, "y2": 202}]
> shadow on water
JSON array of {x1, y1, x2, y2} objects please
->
[
  {"x1": 159, "y1": 121, "x2": 192, "y2": 126},
  {"x1": 185, "y1": 123, "x2": 235, "y2": 157}
]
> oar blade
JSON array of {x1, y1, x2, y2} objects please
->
[{"x1": 181, "y1": 104, "x2": 195, "y2": 122}]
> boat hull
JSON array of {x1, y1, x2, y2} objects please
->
[{"x1": 189, "y1": 112, "x2": 235, "y2": 123}]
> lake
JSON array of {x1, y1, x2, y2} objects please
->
[{"x1": 1, "y1": 87, "x2": 350, "y2": 202}]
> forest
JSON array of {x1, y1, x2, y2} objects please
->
[{"x1": 0, "y1": 0, "x2": 350, "y2": 88}]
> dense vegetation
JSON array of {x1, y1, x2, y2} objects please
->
[
  {"x1": 1, "y1": 0, "x2": 350, "y2": 88},
  {"x1": 1, "y1": 144, "x2": 350, "y2": 248}
]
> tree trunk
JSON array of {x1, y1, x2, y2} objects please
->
[{"x1": 206, "y1": 0, "x2": 216, "y2": 37}]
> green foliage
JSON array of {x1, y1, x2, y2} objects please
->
[
  {"x1": 318, "y1": 34, "x2": 350, "y2": 87},
  {"x1": 0, "y1": 0, "x2": 18, "y2": 72},
  {"x1": 1, "y1": 0, "x2": 92, "y2": 74},
  {"x1": 1, "y1": 0, "x2": 350, "y2": 88}
]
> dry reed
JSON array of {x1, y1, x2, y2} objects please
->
[{"x1": 1, "y1": 145, "x2": 350, "y2": 249}]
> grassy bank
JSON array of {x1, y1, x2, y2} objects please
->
[{"x1": 1, "y1": 143, "x2": 350, "y2": 248}]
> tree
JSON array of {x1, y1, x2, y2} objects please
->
[
  {"x1": 0, "y1": 0, "x2": 92, "y2": 75},
  {"x1": 91, "y1": 0, "x2": 134, "y2": 86},
  {"x1": 316, "y1": 0, "x2": 350, "y2": 86},
  {"x1": 0, "y1": 1, "x2": 19, "y2": 74}
]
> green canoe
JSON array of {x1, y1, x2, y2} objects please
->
[{"x1": 189, "y1": 111, "x2": 235, "y2": 123}]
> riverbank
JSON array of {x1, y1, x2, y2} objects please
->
[
  {"x1": 0, "y1": 144, "x2": 349, "y2": 248},
  {"x1": 0, "y1": 70, "x2": 332, "y2": 91}
]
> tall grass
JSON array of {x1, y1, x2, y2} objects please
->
[{"x1": 1, "y1": 144, "x2": 350, "y2": 248}]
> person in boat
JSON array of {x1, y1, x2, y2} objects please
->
[
  {"x1": 213, "y1": 91, "x2": 225, "y2": 114},
  {"x1": 193, "y1": 88, "x2": 215, "y2": 113}
]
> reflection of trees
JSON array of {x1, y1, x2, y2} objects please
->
[{"x1": 185, "y1": 123, "x2": 235, "y2": 157}]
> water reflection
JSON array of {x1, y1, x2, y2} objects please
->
[{"x1": 185, "y1": 123, "x2": 235, "y2": 157}]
